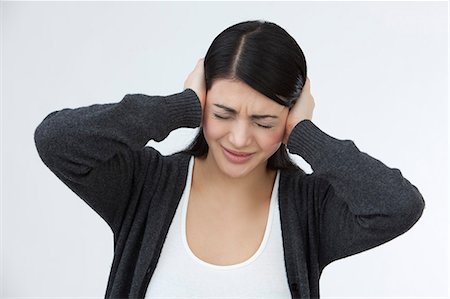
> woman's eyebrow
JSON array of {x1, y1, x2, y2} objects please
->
[{"x1": 213, "y1": 104, "x2": 278, "y2": 119}]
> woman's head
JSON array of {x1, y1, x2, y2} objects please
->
[
  {"x1": 204, "y1": 20, "x2": 307, "y2": 107},
  {"x1": 180, "y1": 20, "x2": 307, "y2": 173}
]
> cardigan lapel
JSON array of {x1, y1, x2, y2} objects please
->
[
  {"x1": 279, "y1": 169, "x2": 310, "y2": 299},
  {"x1": 132, "y1": 153, "x2": 192, "y2": 298}
]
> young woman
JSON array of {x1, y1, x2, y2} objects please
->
[{"x1": 34, "y1": 20, "x2": 425, "y2": 299}]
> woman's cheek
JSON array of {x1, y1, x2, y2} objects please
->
[
  {"x1": 259, "y1": 129, "x2": 284, "y2": 151},
  {"x1": 203, "y1": 115, "x2": 223, "y2": 140}
]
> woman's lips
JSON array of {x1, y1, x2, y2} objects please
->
[{"x1": 222, "y1": 146, "x2": 254, "y2": 164}]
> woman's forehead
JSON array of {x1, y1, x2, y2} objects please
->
[{"x1": 208, "y1": 79, "x2": 285, "y2": 112}]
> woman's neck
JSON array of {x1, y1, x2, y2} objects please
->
[{"x1": 192, "y1": 154, "x2": 277, "y2": 208}]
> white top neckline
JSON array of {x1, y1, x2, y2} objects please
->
[{"x1": 181, "y1": 156, "x2": 281, "y2": 270}]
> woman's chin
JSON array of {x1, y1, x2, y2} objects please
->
[
  {"x1": 207, "y1": 147, "x2": 265, "y2": 179},
  {"x1": 217, "y1": 158, "x2": 257, "y2": 179},
  {"x1": 220, "y1": 168, "x2": 250, "y2": 179}
]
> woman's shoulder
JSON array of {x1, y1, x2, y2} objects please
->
[
  {"x1": 136, "y1": 146, "x2": 192, "y2": 178},
  {"x1": 140, "y1": 146, "x2": 192, "y2": 161},
  {"x1": 279, "y1": 165, "x2": 308, "y2": 181},
  {"x1": 279, "y1": 166, "x2": 328, "y2": 190}
]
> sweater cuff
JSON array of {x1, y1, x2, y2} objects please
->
[
  {"x1": 286, "y1": 119, "x2": 345, "y2": 168},
  {"x1": 164, "y1": 88, "x2": 202, "y2": 130}
]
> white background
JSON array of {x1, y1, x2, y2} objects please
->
[{"x1": 2, "y1": 1, "x2": 448, "y2": 298}]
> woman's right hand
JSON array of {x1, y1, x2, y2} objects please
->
[{"x1": 184, "y1": 58, "x2": 206, "y2": 113}]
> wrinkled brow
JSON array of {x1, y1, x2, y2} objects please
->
[{"x1": 213, "y1": 104, "x2": 279, "y2": 119}]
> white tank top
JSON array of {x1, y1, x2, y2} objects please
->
[{"x1": 145, "y1": 156, "x2": 291, "y2": 298}]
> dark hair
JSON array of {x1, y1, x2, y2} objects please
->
[{"x1": 177, "y1": 20, "x2": 307, "y2": 172}]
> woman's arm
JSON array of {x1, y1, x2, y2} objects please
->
[
  {"x1": 34, "y1": 88, "x2": 202, "y2": 235},
  {"x1": 286, "y1": 119, "x2": 425, "y2": 272},
  {"x1": 284, "y1": 78, "x2": 424, "y2": 272},
  {"x1": 288, "y1": 120, "x2": 425, "y2": 271}
]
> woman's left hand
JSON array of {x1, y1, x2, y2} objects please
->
[{"x1": 283, "y1": 77, "x2": 315, "y2": 144}]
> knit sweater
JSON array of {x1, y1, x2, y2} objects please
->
[{"x1": 34, "y1": 88, "x2": 425, "y2": 299}]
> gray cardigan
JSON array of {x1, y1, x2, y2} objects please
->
[{"x1": 34, "y1": 88, "x2": 425, "y2": 299}]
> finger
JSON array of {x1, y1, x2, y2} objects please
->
[
  {"x1": 196, "y1": 59, "x2": 204, "y2": 71},
  {"x1": 304, "y1": 77, "x2": 310, "y2": 89}
]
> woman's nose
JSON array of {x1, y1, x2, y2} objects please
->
[{"x1": 228, "y1": 120, "x2": 252, "y2": 148}]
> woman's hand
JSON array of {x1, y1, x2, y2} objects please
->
[
  {"x1": 283, "y1": 77, "x2": 315, "y2": 144},
  {"x1": 184, "y1": 58, "x2": 207, "y2": 113}
]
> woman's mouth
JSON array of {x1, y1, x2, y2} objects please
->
[{"x1": 222, "y1": 146, "x2": 254, "y2": 164}]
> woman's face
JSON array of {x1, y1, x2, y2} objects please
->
[{"x1": 202, "y1": 79, "x2": 289, "y2": 178}]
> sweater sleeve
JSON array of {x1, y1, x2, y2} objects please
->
[
  {"x1": 34, "y1": 88, "x2": 202, "y2": 235},
  {"x1": 286, "y1": 119, "x2": 425, "y2": 272}
]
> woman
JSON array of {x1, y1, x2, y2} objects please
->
[{"x1": 34, "y1": 20, "x2": 425, "y2": 298}]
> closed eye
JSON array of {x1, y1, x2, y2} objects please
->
[
  {"x1": 213, "y1": 114, "x2": 229, "y2": 120},
  {"x1": 257, "y1": 123, "x2": 273, "y2": 129},
  {"x1": 213, "y1": 114, "x2": 273, "y2": 129}
]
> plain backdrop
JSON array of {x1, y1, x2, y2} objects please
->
[{"x1": 2, "y1": 1, "x2": 448, "y2": 298}]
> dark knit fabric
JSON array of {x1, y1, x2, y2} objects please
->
[{"x1": 34, "y1": 88, "x2": 425, "y2": 298}]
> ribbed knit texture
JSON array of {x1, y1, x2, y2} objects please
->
[{"x1": 34, "y1": 88, "x2": 425, "y2": 298}]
